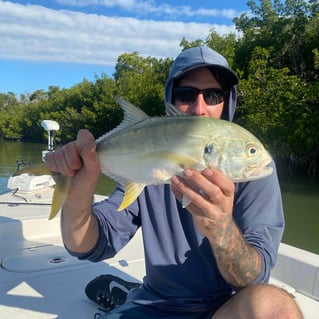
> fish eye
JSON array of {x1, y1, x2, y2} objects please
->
[
  {"x1": 246, "y1": 144, "x2": 258, "y2": 156},
  {"x1": 205, "y1": 144, "x2": 214, "y2": 155}
]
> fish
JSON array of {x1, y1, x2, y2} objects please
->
[{"x1": 14, "y1": 96, "x2": 273, "y2": 219}]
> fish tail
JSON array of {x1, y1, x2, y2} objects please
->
[
  {"x1": 49, "y1": 175, "x2": 73, "y2": 220},
  {"x1": 12, "y1": 163, "x2": 72, "y2": 220}
]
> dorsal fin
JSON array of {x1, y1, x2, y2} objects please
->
[
  {"x1": 97, "y1": 96, "x2": 149, "y2": 143},
  {"x1": 165, "y1": 102, "x2": 189, "y2": 116},
  {"x1": 116, "y1": 96, "x2": 149, "y2": 123}
]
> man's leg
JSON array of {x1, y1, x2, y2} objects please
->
[{"x1": 212, "y1": 284, "x2": 303, "y2": 319}]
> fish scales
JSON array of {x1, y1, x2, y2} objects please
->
[
  {"x1": 14, "y1": 97, "x2": 273, "y2": 219},
  {"x1": 97, "y1": 116, "x2": 216, "y2": 184}
]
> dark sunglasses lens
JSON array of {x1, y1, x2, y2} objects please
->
[
  {"x1": 174, "y1": 87, "x2": 197, "y2": 103},
  {"x1": 204, "y1": 89, "x2": 224, "y2": 105},
  {"x1": 174, "y1": 87, "x2": 225, "y2": 105}
]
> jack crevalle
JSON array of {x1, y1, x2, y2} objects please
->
[{"x1": 15, "y1": 97, "x2": 273, "y2": 219}]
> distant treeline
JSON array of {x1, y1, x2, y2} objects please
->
[{"x1": 1, "y1": 0, "x2": 318, "y2": 177}]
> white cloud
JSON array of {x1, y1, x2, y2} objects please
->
[
  {"x1": 56, "y1": 0, "x2": 240, "y2": 19},
  {"x1": 0, "y1": 1, "x2": 237, "y2": 66}
]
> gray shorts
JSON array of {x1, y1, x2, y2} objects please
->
[{"x1": 99, "y1": 297, "x2": 231, "y2": 319}]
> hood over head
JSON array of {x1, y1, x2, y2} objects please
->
[{"x1": 164, "y1": 46, "x2": 239, "y2": 121}]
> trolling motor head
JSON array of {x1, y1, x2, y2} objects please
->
[{"x1": 41, "y1": 120, "x2": 60, "y2": 161}]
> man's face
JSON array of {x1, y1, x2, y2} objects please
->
[{"x1": 173, "y1": 67, "x2": 224, "y2": 119}]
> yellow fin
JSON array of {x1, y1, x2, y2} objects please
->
[
  {"x1": 10, "y1": 162, "x2": 70, "y2": 220},
  {"x1": 49, "y1": 175, "x2": 73, "y2": 220},
  {"x1": 117, "y1": 182, "x2": 145, "y2": 211},
  {"x1": 142, "y1": 151, "x2": 202, "y2": 169}
]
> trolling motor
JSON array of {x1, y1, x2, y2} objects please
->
[
  {"x1": 7, "y1": 120, "x2": 60, "y2": 195},
  {"x1": 41, "y1": 120, "x2": 60, "y2": 161}
]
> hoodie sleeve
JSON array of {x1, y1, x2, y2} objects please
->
[
  {"x1": 233, "y1": 161, "x2": 285, "y2": 284},
  {"x1": 66, "y1": 185, "x2": 141, "y2": 262}
]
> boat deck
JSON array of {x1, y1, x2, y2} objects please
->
[{"x1": 1, "y1": 191, "x2": 319, "y2": 318}]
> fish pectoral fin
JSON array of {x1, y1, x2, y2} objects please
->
[
  {"x1": 49, "y1": 175, "x2": 73, "y2": 220},
  {"x1": 118, "y1": 182, "x2": 146, "y2": 211},
  {"x1": 143, "y1": 151, "x2": 202, "y2": 170}
]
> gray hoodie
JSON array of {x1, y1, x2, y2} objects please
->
[
  {"x1": 164, "y1": 46, "x2": 238, "y2": 121},
  {"x1": 73, "y1": 46, "x2": 285, "y2": 315}
]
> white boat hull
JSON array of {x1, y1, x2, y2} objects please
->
[{"x1": 0, "y1": 188, "x2": 318, "y2": 318}]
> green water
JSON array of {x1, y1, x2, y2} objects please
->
[
  {"x1": 1, "y1": 140, "x2": 318, "y2": 254},
  {"x1": 0, "y1": 140, "x2": 116, "y2": 196},
  {"x1": 279, "y1": 172, "x2": 319, "y2": 254}
]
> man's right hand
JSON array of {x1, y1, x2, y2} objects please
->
[{"x1": 45, "y1": 129, "x2": 101, "y2": 253}]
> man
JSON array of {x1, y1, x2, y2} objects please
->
[{"x1": 45, "y1": 46, "x2": 303, "y2": 318}]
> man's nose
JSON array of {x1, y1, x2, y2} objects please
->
[{"x1": 192, "y1": 93, "x2": 208, "y2": 116}]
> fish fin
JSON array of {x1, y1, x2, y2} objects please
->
[
  {"x1": 13, "y1": 163, "x2": 52, "y2": 176},
  {"x1": 49, "y1": 175, "x2": 73, "y2": 220},
  {"x1": 143, "y1": 151, "x2": 204, "y2": 171},
  {"x1": 96, "y1": 97, "x2": 149, "y2": 143},
  {"x1": 182, "y1": 195, "x2": 192, "y2": 208},
  {"x1": 165, "y1": 102, "x2": 190, "y2": 116},
  {"x1": 117, "y1": 182, "x2": 146, "y2": 211},
  {"x1": 115, "y1": 96, "x2": 149, "y2": 123},
  {"x1": 10, "y1": 163, "x2": 70, "y2": 220}
]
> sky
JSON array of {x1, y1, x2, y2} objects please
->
[{"x1": 0, "y1": 0, "x2": 250, "y2": 95}]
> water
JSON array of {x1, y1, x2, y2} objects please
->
[
  {"x1": 1, "y1": 140, "x2": 318, "y2": 254},
  {"x1": 279, "y1": 171, "x2": 319, "y2": 254},
  {"x1": 0, "y1": 140, "x2": 116, "y2": 196}
]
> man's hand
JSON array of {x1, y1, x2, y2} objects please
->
[
  {"x1": 171, "y1": 168, "x2": 235, "y2": 242},
  {"x1": 45, "y1": 129, "x2": 100, "y2": 253},
  {"x1": 45, "y1": 129, "x2": 100, "y2": 210},
  {"x1": 171, "y1": 169, "x2": 261, "y2": 288}
]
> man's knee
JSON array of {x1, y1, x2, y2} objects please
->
[
  {"x1": 246, "y1": 284, "x2": 303, "y2": 318},
  {"x1": 213, "y1": 283, "x2": 303, "y2": 319}
]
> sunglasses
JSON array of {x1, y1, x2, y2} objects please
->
[{"x1": 173, "y1": 86, "x2": 228, "y2": 106}]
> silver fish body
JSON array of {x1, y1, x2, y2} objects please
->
[
  {"x1": 14, "y1": 97, "x2": 273, "y2": 219},
  {"x1": 96, "y1": 97, "x2": 273, "y2": 210}
]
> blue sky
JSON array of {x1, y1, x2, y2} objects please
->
[{"x1": 0, "y1": 0, "x2": 250, "y2": 95}]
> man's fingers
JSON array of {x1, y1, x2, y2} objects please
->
[
  {"x1": 75, "y1": 129, "x2": 98, "y2": 170},
  {"x1": 45, "y1": 129, "x2": 98, "y2": 177},
  {"x1": 75, "y1": 130, "x2": 96, "y2": 158},
  {"x1": 202, "y1": 169, "x2": 235, "y2": 198}
]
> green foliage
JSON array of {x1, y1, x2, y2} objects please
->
[
  {"x1": 179, "y1": 37, "x2": 205, "y2": 50},
  {"x1": 237, "y1": 47, "x2": 319, "y2": 178},
  {"x1": 234, "y1": 0, "x2": 319, "y2": 80},
  {"x1": 114, "y1": 52, "x2": 171, "y2": 116},
  {"x1": 39, "y1": 76, "x2": 120, "y2": 142},
  {"x1": 180, "y1": 29, "x2": 237, "y2": 70},
  {"x1": 0, "y1": 0, "x2": 318, "y2": 176}
]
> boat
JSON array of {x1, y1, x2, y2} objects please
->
[{"x1": 0, "y1": 121, "x2": 318, "y2": 318}]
